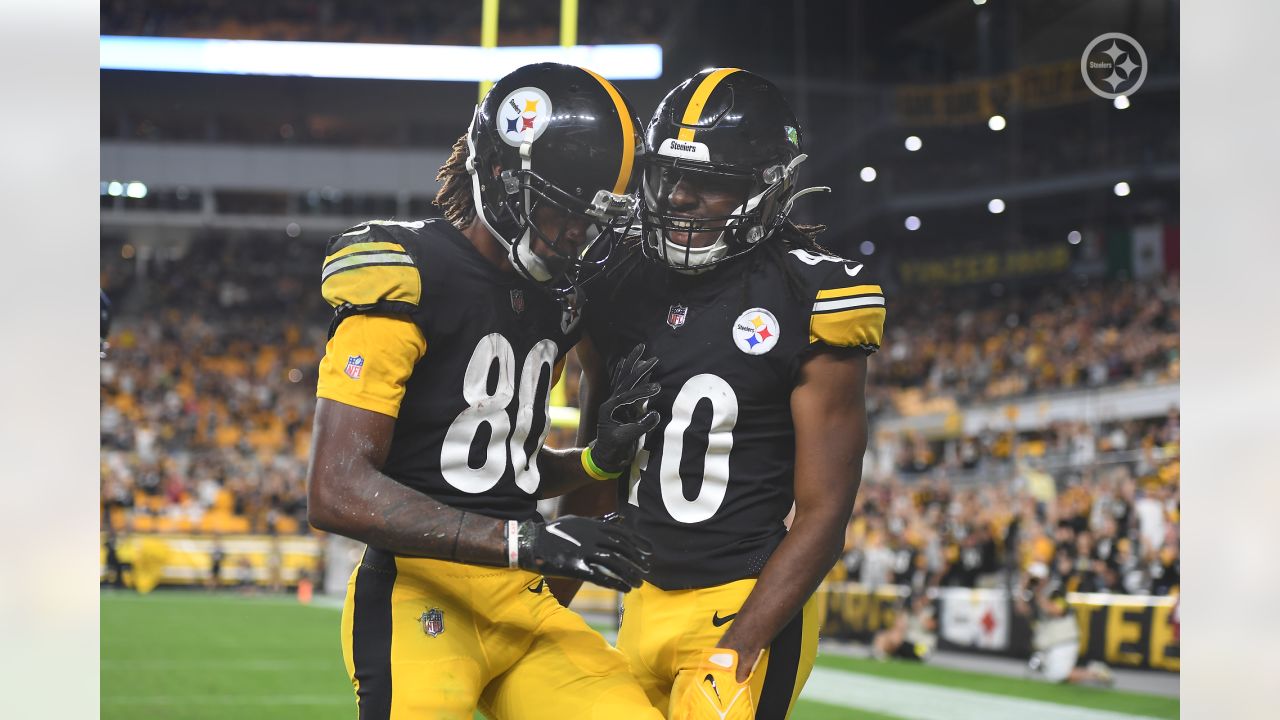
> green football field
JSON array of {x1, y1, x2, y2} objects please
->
[{"x1": 102, "y1": 591, "x2": 1178, "y2": 719}]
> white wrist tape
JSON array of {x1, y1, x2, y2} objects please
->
[{"x1": 507, "y1": 520, "x2": 520, "y2": 569}]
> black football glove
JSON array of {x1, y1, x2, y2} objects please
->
[
  {"x1": 517, "y1": 513, "x2": 653, "y2": 593},
  {"x1": 589, "y1": 343, "x2": 661, "y2": 474}
]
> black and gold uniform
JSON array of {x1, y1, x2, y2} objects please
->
[
  {"x1": 319, "y1": 219, "x2": 660, "y2": 720},
  {"x1": 586, "y1": 246, "x2": 884, "y2": 589},
  {"x1": 318, "y1": 218, "x2": 580, "y2": 520},
  {"x1": 585, "y1": 244, "x2": 886, "y2": 716}
]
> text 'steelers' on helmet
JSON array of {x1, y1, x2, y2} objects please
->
[
  {"x1": 641, "y1": 68, "x2": 826, "y2": 273},
  {"x1": 466, "y1": 62, "x2": 644, "y2": 294}
]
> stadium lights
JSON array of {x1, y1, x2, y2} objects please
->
[
  {"x1": 904, "y1": 136, "x2": 923, "y2": 152},
  {"x1": 988, "y1": 114, "x2": 1006, "y2": 131},
  {"x1": 973, "y1": 0, "x2": 988, "y2": 5},
  {"x1": 860, "y1": 166, "x2": 877, "y2": 182},
  {"x1": 125, "y1": 182, "x2": 148, "y2": 199},
  {"x1": 860, "y1": 240, "x2": 876, "y2": 255},
  {"x1": 904, "y1": 216, "x2": 922, "y2": 231},
  {"x1": 99, "y1": 35, "x2": 663, "y2": 81},
  {"x1": 106, "y1": 181, "x2": 123, "y2": 197},
  {"x1": 1067, "y1": 230, "x2": 1082, "y2": 244},
  {"x1": 988, "y1": 198, "x2": 1005, "y2": 214},
  {"x1": 1114, "y1": 95, "x2": 1131, "y2": 109},
  {"x1": 1114, "y1": 181, "x2": 1131, "y2": 197}
]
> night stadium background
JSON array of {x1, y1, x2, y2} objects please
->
[{"x1": 99, "y1": 1, "x2": 1180, "y2": 717}]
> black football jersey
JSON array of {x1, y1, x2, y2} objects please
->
[
  {"x1": 321, "y1": 219, "x2": 583, "y2": 521},
  {"x1": 585, "y1": 244, "x2": 886, "y2": 589}
]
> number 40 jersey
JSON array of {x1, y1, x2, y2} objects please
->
[
  {"x1": 315, "y1": 219, "x2": 583, "y2": 522},
  {"x1": 584, "y1": 246, "x2": 887, "y2": 590}
]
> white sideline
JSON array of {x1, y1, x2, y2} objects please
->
[{"x1": 800, "y1": 667, "x2": 1166, "y2": 720}]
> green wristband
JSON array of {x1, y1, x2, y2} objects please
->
[{"x1": 582, "y1": 445, "x2": 623, "y2": 481}]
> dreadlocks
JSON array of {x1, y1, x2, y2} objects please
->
[{"x1": 434, "y1": 134, "x2": 475, "y2": 229}]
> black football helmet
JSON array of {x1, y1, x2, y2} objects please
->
[
  {"x1": 640, "y1": 68, "x2": 828, "y2": 273},
  {"x1": 466, "y1": 62, "x2": 644, "y2": 295}
]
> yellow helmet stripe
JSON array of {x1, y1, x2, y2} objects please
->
[
  {"x1": 581, "y1": 67, "x2": 636, "y2": 195},
  {"x1": 677, "y1": 68, "x2": 742, "y2": 142}
]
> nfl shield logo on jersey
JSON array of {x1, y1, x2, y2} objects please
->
[
  {"x1": 510, "y1": 289, "x2": 525, "y2": 315},
  {"x1": 667, "y1": 304, "x2": 688, "y2": 330},
  {"x1": 420, "y1": 607, "x2": 444, "y2": 637},
  {"x1": 344, "y1": 355, "x2": 364, "y2": 379}
]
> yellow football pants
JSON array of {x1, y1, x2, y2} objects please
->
[
  {"x1": 616, "y1": 579, "x2": 820, "y2": 720},
  {"x1": 341, "y1": 548, "x2": 663, "y2": 720}
]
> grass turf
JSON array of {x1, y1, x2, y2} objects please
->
[{"x1": 102, "y1": 590, "x2": 1176, "y2": 720}]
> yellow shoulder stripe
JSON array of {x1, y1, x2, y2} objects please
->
[
  {"x1": 677, "y1": 68, "x2": 741, "y2": 142},
  {"x1": 810, "y1": 306, "x2": 885, "y2": 348},
  {"x1": 816, "y1": 284, "x2": 882, "y2": 300},
  {"x1": 322, "y1": 264, "x2": 421, "y2": 309}
]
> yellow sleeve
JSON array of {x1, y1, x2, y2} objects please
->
[
  {"x1": 316, "y1": 314, "x2": 427, "y2": 418},
  {"x1": 808, "y1": 284, "x2": 886, "y2": 349}
]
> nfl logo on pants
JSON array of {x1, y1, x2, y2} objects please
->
[{"x1": 420, "y1": 607, "x2": 444, "y2": 637}]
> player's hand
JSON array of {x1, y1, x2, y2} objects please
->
[
  {"x1": 590, "y1": 343, "x2": 661, "y2": 473},
  {"x1": 669, "y1": 649, "x2": 758, "y2": 720},
  {"x1": 517, "y1": 513, "x2": 652, "y2": 593}
]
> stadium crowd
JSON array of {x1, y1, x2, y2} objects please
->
[
  {"x1": 842, "y1": 458, "x2": 1180, "y2": 598},
  {"x1": 100, "y1": 232, "x2": 1179, "y2": 597},
  {"x1": 870, "y1": 274, "x2": 1179, "y2": 411}
]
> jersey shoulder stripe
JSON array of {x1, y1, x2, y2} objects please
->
[
  {"x1": 808, "y1": 269, "x2": 886, "y2": 350},
  {"x1": 321, "y1": 223, "x2": 424, "y2": 311}
]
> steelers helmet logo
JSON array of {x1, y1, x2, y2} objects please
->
[
  {"x1": 732, "y1": 308, "x2": 780, "y2": 355},
  {"x1": 498, "y1": 86, "x2": 553, "y2": 147}
]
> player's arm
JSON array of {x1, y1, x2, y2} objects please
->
[
  {"x1": 306, "y1": 313, "x2": 650, "y2": 592},
  {"x1": 715, "y1": 349, "x2": 870, "y2": 681},
  {"x1": 547, "y1": 335, "x2": 629, "y2": 605}
]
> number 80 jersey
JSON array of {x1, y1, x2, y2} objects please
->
[
  {"x1": 316, "y1": 219, "x2": 583, "y2": 522},
  {"x1": 584, "y1": 246, "x2": 886, "y2": 589}
]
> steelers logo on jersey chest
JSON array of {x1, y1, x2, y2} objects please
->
[
  {"x1": 732, "y1": 307, "x2": 780, "y2": 355},
  {"x1": 498, "y1": 86, "x2": 553, "y2": 147}
]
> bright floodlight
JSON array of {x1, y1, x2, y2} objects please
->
[
  {"x1": 1114, "y1": 181, "x2": 1131, "y2": 197},
  {"x1": 860, "y1": 240, "x2": 876, "y2": 255},
  {"x1": 973, "y1": 0, "x2": 988, "y2": 5},
  {"x1": 988, "y1": 198, "x2": 1005, "y2": 214},
  {"x1": 1067, "y1": 230, "x2": 1082, "y2": 245},
  {"x1": 1114, "y1": 95, "x2": 1131, "y2": 109},
  {"x1": 860, "y1": 166, "x2": 877, "y2": 182},
  {"x1": 904, "y1": 136, "x2": 923, "y2": 152},
  {"x1": 904, "y1": 216, "x2": 921, "y2": 231},
  {"x1": 988, "y1": 115, "x2": 1006, "y2": 131},
  {"x1": 107, "y1": 181, "x2": 124, "y2": 197},
  {"x1": 100, "y1": 35, "x2": 663, "y2": 81},
  {"x1": 125, "y1": 182, "x2": 148, "y2": 199}
]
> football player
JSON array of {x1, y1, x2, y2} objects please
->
[
  {"x1": 557, "y1": 68, "x2": 886, "y2": 719},
  {"x1": 306, "y1": 63, "x2": 664, "y2": 719}
]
